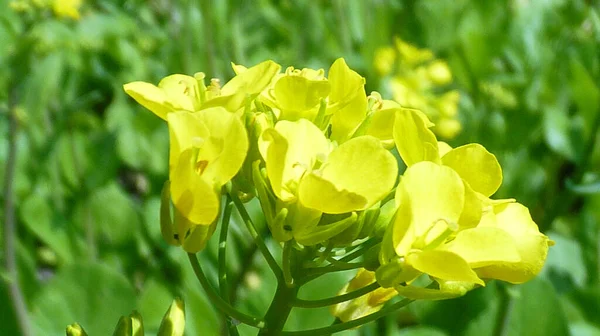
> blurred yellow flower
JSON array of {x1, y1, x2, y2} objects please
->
[
  {"x1": 376, "y1": 37, "x2": 461, "y2": 139},
  {"x1": 52, "y1": 0, "x2": 81, "y2": 20}
]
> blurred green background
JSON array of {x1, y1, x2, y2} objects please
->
[{"x1": 1, "y1": 0, "x2": 599, "y2": 335}]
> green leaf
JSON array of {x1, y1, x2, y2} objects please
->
[
  {"x1": 20, "y1": 194, "x2": 73, "y2": 263},
  {"x1": 31, "y1": 263, "x2": 136, "y2": 336},
  {"x1": 506, "y1": 277, "x2": 569, "y2": 336},
  {"x1": 541, "y1": 231, "x2": 587, "y2": 288},
  {"x1": 88, "y1": 182, "x2": 140, "y2": 245}
]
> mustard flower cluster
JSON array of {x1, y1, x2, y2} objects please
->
[
  {"x1": 375, "y1": 37, "x2": 461, "y2": 139},
  {"x1": 10, "y1": 0, "x2": 82, "y2": 19},
  {"x1": 124, "y1": 58, "x2": 551, "y2": 322}
]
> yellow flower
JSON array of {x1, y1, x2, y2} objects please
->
[
  {"x1": 162, "y1": 108, "x2": 248, "y2": 251},
  {"x1": 52, "y1": 0, "x2": 81, "y2": 20},
  {"x1": 258, "y1": 118, "x2": 397, "y2": 244},
  {"x1": 374, "y1": 111, "x2": 552, "y2": 299},
  {"x1": 123, "y1": 60, "x2": 280, "y2": 120}
]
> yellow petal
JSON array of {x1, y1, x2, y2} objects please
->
[
  {"x1": 221, "y1": 60, "x2": 281, "y2": 96},
  {"x1": 474, "y1": 203, "x2": 551, "y2": 283},
  {"x1": 406, "y1": 250, "x2": 484, "y2": 285},
  {"x1": 298, "y1": 174, "x2": 367, "y2": 214},
  {"x1": 158, "y1": 74, "x2": 202, "y2": 111},
  {"x1": 123, "y1": 82, "x2": 174, "y2": 120},
  {"x1": 457, "y1": 181, "x2": 483, "y2": 229},
  {"x1": 393, "y1": 108, "x2": 440, "y2": 166},
  {"x1": 441, "y1": 143, "x2": 502, "y2": 197},
  {"x1": 299, "y1": 136, "x2": 397, "y2": 213},
  {"x1": 441, "y1": 227, "x2": 521, "y2": 268},
  {"x1": 273, "y1": 75, "x2": 331, "y2": 121},
  {"x1": 167, "y1": 111, "x2": 209, "y2": 169},
  {"x1": 437, "y1": 141, "x2": 452, "y2": 157},
  {"x1": 393, "y1": 161, "x2": 464, "y2": 254},
  {"x1": 182, "y1": 221, "x2": 218, "y2": 253},
  {"x1": 258, "y1": 119, "x2": 329, "y2": 201},
  {"x1": 194, "y1": 107, "x2": 249, "y2": 186},
  {"x1": 365, "y1": 105, "x2": 397, "y2": 143},
  {"x1": 329, "y1": 58, "x2": 367, "y2": 142},
  {"x1": 169, "y1": 149, "x2": 220, "y2": 225}
]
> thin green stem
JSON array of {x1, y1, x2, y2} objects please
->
[
  {"x1": 299, "y1": 262, "x2": 365, "y2": 285},
  {"x1": 293, "y1": 282, "x2": 380, "y2": 309},
  {"x1": 3, "y1": 86, "x2": 33, "y2": 336},
  {"x1": 257, "y1": 280, "x2": 299, "y2": 336},
  {"x1": 281, "y1": 297, "x2": 414, "y2": 335},
  {"x1": 228, "y1": 191, "x2": 284, "y2": 283},
  {"x1": 493, "y1": 283, "x2": 513, "y2": 336},
  {"x1": 218, "y1": 198, "x2": 239, "y2": 336},
  {"x1": 338, "y1": 239, "x2": 378, "y2": 262},
  {"x1": 187, "y1": 253, "x2": 265, "y2": 328},
  {"x1": 282, "y1": 241, "x2": 294, "y2": 287}
]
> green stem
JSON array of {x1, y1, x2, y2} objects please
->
[
  {"x1": 293, "y1": 282, "x2": 380, "y2": 309},
  {"x1": 493, "y1": 283, "x2": 513, "y2": 336},
  {"x1": 299, "y1": 262, "x2": 365, "y2": 284},
  {"x1": 218, "y1": 198, "x2": 239, "y2": 336},
  {"x1": 3, "y1": 84, "x2": 33, "y2": 336},
  {"x1": 187, "y1": 253, "x2": 265, "y2": 328},
  {"x1": 282, "y1": 241, "x2": 294, "y2": 287},
  {"x1": 229, "y1": 191, "x2": 284, "y2": 283},
  {"x1": 257, "y1": 281, "x2": 299, "y2": 336},
  {"x1": 281, "y1": 298, "x2": 414, "y2": 335}
]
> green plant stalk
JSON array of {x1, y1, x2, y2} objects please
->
[
  {"x1": 282, "y1": 241, "x2": 294, "y2": 287},
  {"x1": 293, "y1": 282, "x2": 380, "y2": 309},
  {"x1": 257, "y1": 281, "x2": 299, "y2": 336},
  {"x1": 218, "y1": 198, "x2": 239, "y2": 336},
  {"x1": 281, "y1": 297, "x2": 414, "y2": 335},
  {"x1": 228, "y1": 191, "x2": 284, "y2": 282},
  {"x1": 187, "y1": 253, "x2": 265, "y2": 328},
  {"x1": 299, "y1": 262, "x2": 365, "y2": 285},
  {"x1": 3, "y1": 87, "x2": 33, "y2": 336}
]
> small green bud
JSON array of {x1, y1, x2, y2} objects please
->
[
  {"x1": 66, "y1": 323, "x2": 88, "y2": 336},
  {"x1": 157, "y1": 298, "x2": 185, "y2": 336},
  {"x1": 112, "y1": 316, "x2": 132, "y2": 336},
  {"x1": 375, "y1": 257, "x2": 418, "y2": 288},
  {"x1": 362, "y1": 243, "x2": 381, "y2": 271}
]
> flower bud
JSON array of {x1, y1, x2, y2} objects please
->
[{"x1": 157, "y1": 298, "x2": 185, "y2": 336}]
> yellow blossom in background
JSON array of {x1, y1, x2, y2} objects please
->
[
  {"x1": 52, "y1": 0, "x2": 81, "y2": 19},
  {"x1": 375, "y1": 37, "x2": 462, "y2": 139}
]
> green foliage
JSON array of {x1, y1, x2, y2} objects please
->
[{"x1": 1, "y1": 0, "x2": 599, "y2": 335}]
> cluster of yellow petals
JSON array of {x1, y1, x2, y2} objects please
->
[
  {"x1": 375, "y1": 37, "x2": 461, "y2": 139},
  {"x1": 123, "y1": 57, "x2": 551, "y2": 317},
  {"x1": 10, "y1": 0, "x2": 82, "y2": 20}
]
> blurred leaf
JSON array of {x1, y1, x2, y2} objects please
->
[
  {"x1": 410, "y1": 282, "x2": 499, "y2": 336},
  {"x1": 505, "y1": 277, "x2": 569, "y2": 336},
  {"x1": 88, "y1": 182, "x2": 140, "y2": 246},
  {"x1": 541, "y1": 231, "x2": 587, "y2": 289},
  {"x1": 31, "y1": 263, "x2": 136, "y2": 336},
  {"x1": 20, "y1": 193, "x2": 73, "y2": 263}
]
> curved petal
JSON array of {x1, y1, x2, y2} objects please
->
[
  {"x1": 406, "y1": 250, "x2": 484, "y2": 285},
  {"x1": 298, "y1": 174, "x2": 367, "y2": 213},
  {"x1": 170, "y1": 149, "x2": 220, "y2": 225},
  {"x1": 441, "y1": 227, "x2": 521, "y2": 268},
  {"x1": 394, "y1": 108, "x2": 440, "y2": 166},
  {"x1": 396, "y1": 161, "x2": 464, "y2": 244},
  {"x1": 221, "y1": 60, "x2": 281, "y2": 96},
  {"x1": 329, "y1": 58, "x2": 367, "y2": 142},
  {"x1": 474, "y1": 203, "x2": 551, "y2": 283},
  {"x1": 124, "y1": 82, "x2": 175, "y2": 120},
  {"x1": 457, "y1": 181, "x2": 483, "y2": 229},
  {"x1": 195, "y1": 107, "x2": 249, "y2": 186},
  {"x1": 441, "y1": 143, "x2": 502, "y2": 197},
  {"x1": 301, "y1": 136, "x2": 397, "y2": 213},
  {"x1": 258, "y1": 119, "x2": 329, "y2": 201},
  {"x1": 274, "y1": 75, "x2": 331, "y2": 121},
  {"x1": 167, "y1": 111, "x2": 209, "y2": 169}
]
